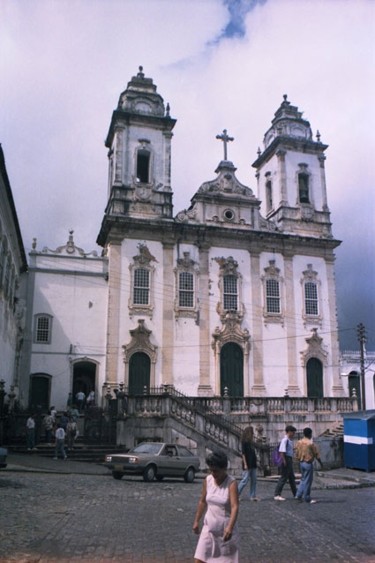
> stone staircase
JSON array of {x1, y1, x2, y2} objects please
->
[{"x1": 8, "y1": 442, "x2": 122, "y2": 463}]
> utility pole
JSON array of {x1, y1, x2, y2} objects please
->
[{"x1": 357, "y1": 323, "x2": 367, "y2": 411}]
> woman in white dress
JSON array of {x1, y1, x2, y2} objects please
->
[{"x1": 193, "y1": 451, "x2": 239, "y2": 563}]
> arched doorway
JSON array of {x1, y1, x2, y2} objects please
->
[
  {"x1": 348, "y1": 371, "x2": 361, "y2": 404},
  {"x1": 220, "y1": 342, "x2": 244, "y2": 397},
  {"x1": 72, "y1": 361, "x2": 96, "y2": 403},
  {"x1": 306, "y1": 357, "x2": 323, "y2": 398},
  {"x1": 129, "y1": 352, "x2": 151, "y2": 395},
  {"x1": 29, "y1": 374, "x2": 51, "y2": 412}
]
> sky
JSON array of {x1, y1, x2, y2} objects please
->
[{"x1": 0, "y1": 0, "x2": 374, "y2": 351}]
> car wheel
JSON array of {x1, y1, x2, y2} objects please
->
[
  {"x1": 112, "y1": 471, "x2": 123, "y2": 480},
  {"x1": 143, "y1": 465, "x2": 156, "y2": 482},
  {"x1": 184, "y1": 467, "x2": 195, "y2": 483},
  {"x1": 156, "y1": 475, "x2": 164, "y2": 482}
]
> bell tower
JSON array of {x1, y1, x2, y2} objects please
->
[
  {"x1": 252, "y1": 96, "x2": 332, "y2": 238},
  {"x1": 103, "y1": 66, "x2": 176, "y2": 223}
]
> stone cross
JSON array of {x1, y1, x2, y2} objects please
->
[{"x1": 216, "y1": 129, "x2": 234, "y2": 161}]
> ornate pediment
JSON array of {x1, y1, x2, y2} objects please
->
[
  {"x1": 197, "y1": 161, "x2": 255, "y2": 199},
  {"x1": 212, "y1": 313, "x2": 250, "y2": 354},
  {"x1": 37, "y1": 231, "x2": 98, "y2": 257}
]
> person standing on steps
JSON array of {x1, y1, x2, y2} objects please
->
[
  {"x1": 238, "y1": 426, "x2": 259, "y2": 501},
  {"x1": 53, "y1": 423, "x2": 67, "y2": 460},
  {"x1": 274, "y1": 425, "x2": 297, "y2": 501}
]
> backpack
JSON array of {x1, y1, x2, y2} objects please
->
[{"x1": 271, "y1": 443, "x2": 283, "y2": 467}]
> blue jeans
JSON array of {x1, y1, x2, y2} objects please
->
[
  {"x1": 238, "y1": 468, "x2": 257, "y2": 498},
  {"x1": 274, "y1": 456, "x2": 297, "y2": 497},
  {"x1": 296, "y1": 461, "x2": 314, "y2": 502}
]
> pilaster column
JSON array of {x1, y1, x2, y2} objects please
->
[
  {"x1": 318, "y1": 154, "x2": 329, "y2": 211},
  {"x1": 162, "y1": 242, "x2": 174, "y2": 385},
  {"x1": 284, "y1": 253, "x2": 300, "y2": 394},
  {"x1": 250, "y1": 251, "x2": 266, "y2": 394},
  {"x1": 198, "y1": 244, "x2": 212, "y2": 395},
  {"x1": 106, "y1": 240, "x2": 122, "y2": 385},
  {"x1": 276, "y1": 149, "x2": 288, "y2": 206},
  {"x1": 326, "y1": 254, "x2": 344, "y2": 394},
  {"x1": 163, "y1": 131, "x2": 173, "y2": 190}
]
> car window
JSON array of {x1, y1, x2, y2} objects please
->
[
  {"x1": 131, "y1": 443, "x2": 162, "y2": 455},
  {"x1": 176, "y1": 446, "x2": 194, "y2": 457}
]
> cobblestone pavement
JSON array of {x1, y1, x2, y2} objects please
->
[{"x1": 0, "y1": 463, "x2": 374, "y2": 563}]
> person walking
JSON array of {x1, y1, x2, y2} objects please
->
[
  {"x1": 238, "y1": 426, "x2": 259, "y2": 501},
  {"x1": 75, "y1": 390, "x2": 85, "y2": 412},
  {"x1": 26, "y1": 414, "x2": 37, "y2": 451},
  {"x1": 53, "y1": 424, "x2": 67, "y2": 460},
  {"x1": 274, "y1": 425, "x2": 297, "y2": 501},
  {"x1": 193, "y1": 451, "x2": 239, "y2": 562},
  {"x1": 295, "y1": 427, "x2": 323, "y2": 504}
]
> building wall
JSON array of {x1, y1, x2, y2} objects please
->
[{"x1": 0, "y1": 145, "x2": 27, "y2": 397}]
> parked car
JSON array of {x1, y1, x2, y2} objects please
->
[
  {"x1": 104, "y1": 442, "x2": 200, "y2": 482},
  {"x1": 0, "y1": 447, "x2": 7, "y2": 469}
]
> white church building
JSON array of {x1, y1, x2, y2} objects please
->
[{"x1": 17, "y1": 67, "x2": 351, "y2": 418}]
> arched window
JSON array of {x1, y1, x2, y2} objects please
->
[
  {"x1": 348, "y1": 371, "x2": 361, "y2": 404},
  {"x1": 220, "y1": 343, "x2": 244, "y2": 397},
  {"x1": 306, "y1": 357, "x2": 323, "y2": 398},
  {"x1": 136, "y1": 149, "x2": 150, "y2": 183},
  {"x1": 34, "y1": 314, "x2": 53, "y2": 344},
  {"x1": 266, "y1": 179, "x2": 273, "y2": 213},
  {"x1": 29, "y1": 373, "x2": 51, "y2": 411},
  {"x1": 298, "y1": 173, "x2": 310, "y2": 203},
  {"x1": 129, "y1": 352, "x2": 151, "y2": 395}
]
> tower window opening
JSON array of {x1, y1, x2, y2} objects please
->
[
  {"x1": 298, "y1": 173, "x2": 310, "y2": 203},
  {"x1": 136, "y1": 150, "x2": 150, "y2": 183},
  {"x1": 266, "y1": 180, "x2": 273, "y2": 212}
]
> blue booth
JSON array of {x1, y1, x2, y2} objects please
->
[{"x1": 343, "y1": 410, "x2": 375, "y2": 472}]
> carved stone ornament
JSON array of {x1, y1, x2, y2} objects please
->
[
  {"x1": 133, "y1": 243, "x2": 157, "y2": 266},
  {"x1": 123, "y1": 320, "x2": 158, "y2": 364},
  {"x1": 41, "y1": 231, "x2": 98, "y2": 257},
  {"x1": 212, "y1": 313, "x2": 250, "y2": 355},
  {"x1": 197, "y1": 164, "x2": 255, "y2": 198},
  {"x1": 175, "y1": 207, "x2": 197, "y2": 223},
  {"x1": 215, "y1": 256, "x2": 238, "y2": 275},
  {"x1": 300, "y1": 328, "x2": 328, "y2": 366}
]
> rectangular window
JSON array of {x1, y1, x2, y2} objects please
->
[
  {"x1": 305, "y1": 282, "x2": 318, "y2": 315},
  {"x1": 133, "y1": 268, "x2": 150, "y2": 305},
  {"x1": 266, "y1": 279, "x2": 280, "y2": 314},
  {"x1": 179, "y1": 271, "x2": 194, "y2": 308},
  {"x1": 36, "y1": 316, "x2": 51, "y2": 343},
  {"x1": 223, "y1": 275, "x2": 238, "y2": 311}
]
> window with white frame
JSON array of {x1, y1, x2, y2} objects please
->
[
  {"x1": 262, "y1": 260, "x2": 283, "y2": 322},
  {"x1": 266, "y1": 278, "x2": 280, "y2": 314},
  {"x1": 129, "y1": 243, "x2": 155, "y2": 316},
  {"x1": 178, "y1": 271, "x2": 194, "y2": 308},
  {"x1": 304, "y1": 281, "x2": 318, "y2": 316},
  {"x1": 301, "y1": 264, "x2": 321, "y2": 324},
  {"x1": 215, "y1": 256, "x2": 242, "y2": 320},
  {"x1": 174, "y1": 251, "x2": 198, "y2": 319},
  {"x1": 34, "y1": 314, "x2": 53, "y2": 344},
  {"x1": 133, "y1": 268, "x2": 150, "y2": 305},
  {"x1": 223, "y1": 274, "x2": 238, "y2": 311}
]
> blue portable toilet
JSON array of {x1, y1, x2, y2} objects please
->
[{"x1": 342, "y1": 410, "x2": 375, "y2": 472}]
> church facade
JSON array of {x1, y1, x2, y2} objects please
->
[{"x1": 21, "y1": 68, "x2": 347, "y2": 412}]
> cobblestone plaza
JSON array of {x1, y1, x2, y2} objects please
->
[{"x1": 0, "y1": 456, "x2": 374, "y2": 562}]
